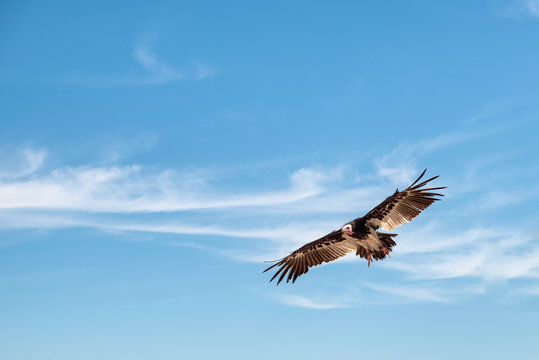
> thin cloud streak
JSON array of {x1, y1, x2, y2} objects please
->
[
  {"x1": 361, "y1": 281, "x2": 487, "y2": 304},
  {"x1": 130, "y1": 44, "x2": 214, "y2": 84},
  {"x1": 270, "y1": 294, "x2": 351, "y2": 309},
  {"x1": 132, "y1": 44, "x2": 183, "y2": 83},
  {"x1": 386, "y1": 229, "x2": 539, "y2": 281},
  {"x1": 269, "y1": 281, "x2": 487, "y2": 308},
  {"x1": 0, "y1": 164, "x2": 335, "y2": 213},
  {"x1": 0, "y1": 148, "x2": 47, "y2": 179},
  {"x1": 361, "y1": 282, "x2": 450, "y2": 303},
  {"x1": 62, "y1": 43, "x2": 215, "y2": 86},
  {"x1": 505, "y1": 0, "x2": 539, "y2": 17},
  {"x1": 526, "y1": 0, "x2": 539, "y2": 16}
]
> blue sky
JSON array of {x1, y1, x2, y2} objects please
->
[{"x1": 2, "y1": 0, "x2": 539, "y2": 359}]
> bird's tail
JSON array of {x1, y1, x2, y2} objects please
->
[
  {"x1": 373, "y1": 232, "x2": 397, "y2": 260},
  {"x1": 377, "y1": 232, "x2": 397, "y2": 248}
]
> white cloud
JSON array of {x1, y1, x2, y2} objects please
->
[
  {"x1": 372, "y1": 129, "x2": 490, "y2": 187},
  {"x1": 100, "y1": 133, "x2": 159, "y2": 163},
  {"x1": 0, "y1": 148, "x2": 46, "y2": 179},
  {"x1": 290, "y1": 166, "x2": 343, "y2": 193},
  {"x1": 477, "y1": 189, "x2": 538, "y2": 210},
  {"x1": 522, "y1": 0, "x2": 539, "y2": 17},
  {"x1": 363, "y1": 281, "x2": 487, "y2": 304},
  {"x1": 268, "y1": 281, "x2": 488, "y2": 308},
  {"x1": 499, "y1": 0, "x2": 539, "y2": 18},
  {"x1": 130, "y1": 43, "x2": 214, "y2": 84},
  {"x1": 193, "y1": 62, "x2": 215, "y2": 80},
  {"x1": 386, "y1": 228, "x2": 539, "y2": 281},
  {"x1": 390, "y1": 224, "x2": 486, "y2": 255},
  {"x1": 133, "y1": 45, "x2": 183, "y2": 83},
  {"x1": 376, "y1": 164, "x2": 417, "y2": 185},
  {"x1": 0, "y1": 165, "x2": 335, "y2": 213},
  {"x1": 2, "y1": 117, "x2": 539, "y2": 305},
  {"x1": 270, "y1": 294, "x2": 351, "y2": 309},
  {"x1": 361, "y1": 282, "x2": 449, "y2": 303},
  {"x1": 59, "y1": 41, "x2": 215, "y2": 86}
]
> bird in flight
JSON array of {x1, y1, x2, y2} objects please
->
[{"x1": 264, "y1": 169, "x2": 445, "y2": 285}]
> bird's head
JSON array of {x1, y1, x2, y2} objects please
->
[{"x1": 341, "y1": 224, "x2": 353, "y2": 235}]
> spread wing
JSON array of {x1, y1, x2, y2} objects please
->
[
  {"x1": 263, "y1": 231, "x2": 357, "y2": 285},
  {"x1": 362, "y1": 169, "x2": 445, "y2": 231}
]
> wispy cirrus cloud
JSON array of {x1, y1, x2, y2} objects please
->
[
  {"x1": 373, "y1": 128, "x2": 497, "y2": 186},
  {"x1": 375, "y1": 125, "x2": 509, "y2": 185},
  {"x1": 362, "y1": 281, "x2": 487, "y2": 304},
  {"x1": 133, "y1": 45, "x2": 183, "y2": 82},
  {"x1": 0, "y1": 152, "x2": 373, "y2": 258},
  {"x1": 361, "y1": 282, "x2": 450, "y2": 303},
  {"x1": 130, "y1": 43, "x2": 214, "y2": 84},
  {"x1": 98, "y1": 133, "x2": 159, "y2": 164},
  {"x1": 0, "y1": 162, "x2": 338, "y2": 213},
  {"x1": 497, "y1": 0, "x2": 539, "y2": 18},
  {"x1": 269, "y1": 293, "x2": 351, "y2": 309},
  {"x1": 266, "y1": 280, "x2": 486, "y2": 308},
  {"x1": 0, "y1": 147, "x2": 47, "y2": 180},
  {"x1": 525, "y1": 0, "x2": 539, "y2": 16},
  {"x1": 63, "y1": 41, "x2": 215, "y2": 86},
  {"x1": 2, "y1": 114, "x2": 539, "y2": 306},
  {"x1": 384, "y1": 225, "x2": 539, "y2": 281}
]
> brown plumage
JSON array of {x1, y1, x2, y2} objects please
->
[{"x1": 264, "y1": 169, "x2": 445, "y2": 285}]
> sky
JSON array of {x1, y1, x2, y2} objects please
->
[{"x1": 1, "y1": 0, "x2": 539, "y2": 359}]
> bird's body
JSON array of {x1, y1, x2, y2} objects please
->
[{"x1": 264, "y1": 169, "x2": 445, "y2": 285}]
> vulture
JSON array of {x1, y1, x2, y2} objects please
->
[{"x1": 264, "y1": 169, "x2": 445, "y2": 285}]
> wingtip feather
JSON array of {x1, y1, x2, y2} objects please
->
[{"x1": 409, "y1": 169, "x2": 427, "y2": 188}]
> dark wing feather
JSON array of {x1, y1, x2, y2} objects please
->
[
  {"x1": 362, "y1": 169, "x2": 445, "y2": 231},
  {"x1": 263, "y1": 230, "x2": 357, "y2": 285}
]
